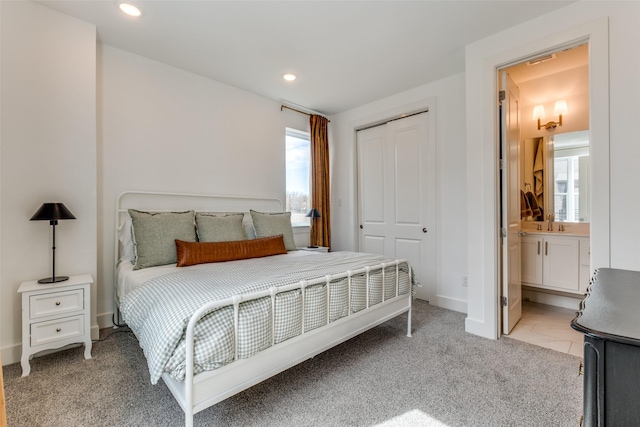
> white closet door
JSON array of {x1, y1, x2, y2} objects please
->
[
  {"x1": 357, "y1": 113, "x2": 434, "y2": 301},
  {"x1": 357, "y1": 124, "x2": 387, "y2": 256}
]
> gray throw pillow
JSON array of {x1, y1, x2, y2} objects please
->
[
  {"x1": 249, "y1": 210, "x2": 297, "y2": 251},
  {"x1": 129, "y1": 209, "x2": 197, "y2": 269},
  {"x1": 196, "y1": 213, "x2": 246, "y2": 242}
]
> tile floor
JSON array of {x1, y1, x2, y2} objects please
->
[{"x1": 507, "y1": 301, "x2": 584, "y2": 358}]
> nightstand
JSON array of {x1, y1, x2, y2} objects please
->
[
  {"x1": 298, "y1": 246, "x2": 329, "y2": 253},
  {"x1": 18, "y1": 274, "x2": 93, "y2": 377}
]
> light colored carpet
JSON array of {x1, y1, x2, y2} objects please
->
[{"x1": 3, "y1": 301, "x2": 583, "y2": 426}]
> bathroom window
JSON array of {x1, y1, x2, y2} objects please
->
[
  {"x1": 554, "y1": 154, "x2": 587, "y2": 222},
  {"x1": 551, "y1": 131, "x2": 590, "y2": 222}
]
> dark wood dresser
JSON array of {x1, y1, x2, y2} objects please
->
[{"x1": 571, "y1": 268, "x2": 640, "y2": 427}]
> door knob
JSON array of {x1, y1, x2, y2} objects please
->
[
  {"x1": 422, "y1": 228, "x2": 428, "y2": 233},
  {"x1": 359, "y1": 225, "x2": 363, "y2": 229}
]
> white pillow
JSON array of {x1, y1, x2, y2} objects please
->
[
  {"x1": 118, "y1": 219, "x2": 135, "y2": 264},
  {"x1": 243, "y1": 214, "x2": 257, "y2": 239}
]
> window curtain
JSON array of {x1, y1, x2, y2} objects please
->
[{"x1": 310, "y1": 114, "x2": 331, "y2": 248}]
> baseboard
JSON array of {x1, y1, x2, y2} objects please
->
[
  {"x1": 436, "y1": 295, "x2": 467, "y2": 314},
  {"x1": 465, "y1": 316, "x2": 497, "y2": 340},
  {"x1": 522, "y1": 289, "x2": 582, "y2": 311},
  {"x1": 1, "y1": 343, "x2": 21, "y2": 366},
  {"x1": 97, "y1": 311, "x2": 115, "y2": 329},
  {"x1": 91, "y1": 325, "x2": 100, "y2": 340}
]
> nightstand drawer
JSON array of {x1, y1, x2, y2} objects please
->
[
  {"x1": 30, "y1": 315, "x2": 84, "y2": 347},
  {"x1": 30, "y1": 289, "x2": 84, "y2": 320}
]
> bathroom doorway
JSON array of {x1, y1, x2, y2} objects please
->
[{"x1": 498, "y1": 42, "x2": 591, "y2": 347}]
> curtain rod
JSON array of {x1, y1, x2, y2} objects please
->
[{"x1": 281, "y1": 105, "x2": 330, "y2": 122}]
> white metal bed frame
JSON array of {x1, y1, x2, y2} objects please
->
[{"x1": 115, "y1": 191, "x2": 412, "y2": 427}]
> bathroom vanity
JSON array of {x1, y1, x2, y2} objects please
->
[
  {"x1": 521, "y1": 232, "x2": 590, "y2": 294},
  {"x1": 572, "y1": 268, "x2": 640, "y2": 427}
]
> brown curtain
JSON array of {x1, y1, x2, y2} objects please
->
[{"x1": 310, "y1": 114, "x2": 331, "y2": 248}]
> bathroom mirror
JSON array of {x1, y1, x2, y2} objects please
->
[{"x1": 522, "y1": 130, "x2": 589, "y2": 223}]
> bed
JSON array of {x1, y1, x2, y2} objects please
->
[{"x1": 114, "y1": 191, "x2": 414, "y2": 427}]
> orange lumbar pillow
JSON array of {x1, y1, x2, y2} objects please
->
[{"x1": 175, "y1": 234, "x2": 287, "y2": 267}]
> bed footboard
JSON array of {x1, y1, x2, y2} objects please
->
[{"x1": 167, "y1": 260, "x2": 412, "y2": 427}]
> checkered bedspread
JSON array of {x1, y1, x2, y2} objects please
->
[{"x1": 120, "y1": 251, "x2": 412, "y2": 384}]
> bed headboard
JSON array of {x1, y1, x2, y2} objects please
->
[
  {"x1": 114, "y1": 191, "x2": 284, "y2": 306},
  {"x1": 116, "y1": 190, "x2": 283, "y2": 238},
  {"x1": 116, "y1": 191, "x2": 283, "y2": 218}
]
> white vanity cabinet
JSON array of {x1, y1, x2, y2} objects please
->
[
  {"x1": 521, "y1": 234, "x2": 589, "y2": 294},
  {"x1": 521, "y1": 236, "x2": 543, "y2": 285}
]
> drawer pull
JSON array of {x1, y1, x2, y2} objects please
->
[
  {"x1": 55, "y1": 301, "x2": 61, "y2": 306},
  {"x1": 56, "y1": 328, "x2": 61, "y2": 332},
  {"x1": 578, "y1": 362, "x2": 584, "y2": 376}
]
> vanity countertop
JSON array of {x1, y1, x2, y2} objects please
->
[
  {"x1": 523, "y1": 230, "x2": 590, "y2": 237},
  {"x1": 521, "y1": 221, "x2": 590, "y2": 237}
]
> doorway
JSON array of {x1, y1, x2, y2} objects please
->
[{"x1": 498, "y1": 42, "x2": 591, "y2": 342}]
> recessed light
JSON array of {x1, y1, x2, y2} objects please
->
[
  {"x1": 283, "y1": 74, "x2": 297, "y2": 82},
  {"x1": 119, "y1": 3, "x2": 141, "y2": 17}
]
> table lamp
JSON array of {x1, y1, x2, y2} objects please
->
[
  {"x1": 30, "y1": 202, "x2": 76, "y2": 284},
  {"x1": 305, "y1": 208, "x2": 321, "y2": 249}
]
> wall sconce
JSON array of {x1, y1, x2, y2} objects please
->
[{"x1": 533, "y1": 100, "x2": 567, "y2": 131}]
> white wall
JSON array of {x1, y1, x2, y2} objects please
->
[
  {"x1": 1, "y1": 2, "x2": 97, "y2": 363},
  {"x1": 330, "y1": 73, "x2": 468, "y2": 313},
  {"x1": 465, "y1": 1, "x2": 640, "y2": 339},
  {"x1": 97, "y1": 45, "x2": 310, "y2": 327}
]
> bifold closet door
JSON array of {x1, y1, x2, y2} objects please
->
[{"x1": 356, "y1": 112, "x2": 433, "y2": 300}]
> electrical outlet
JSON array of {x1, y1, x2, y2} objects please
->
[{"x1": 462, "y1": 275, "x2": 468, "y2": 286}]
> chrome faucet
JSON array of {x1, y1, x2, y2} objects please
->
[{"x1": 547, "y1": 214, "x2": 554, "y2": 231}]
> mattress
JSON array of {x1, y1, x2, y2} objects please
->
[{"x1": 119, "y1": 251, "x2": 412, "y2": 384}]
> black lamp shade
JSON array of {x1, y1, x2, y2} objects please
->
[
  {"x1": 30, "y1": 203, "x2": 76, "y2": 222},
  {"x1": 305, "y1": 208, "x2": 321, "y2": 219}
]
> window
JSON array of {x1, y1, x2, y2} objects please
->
[
  {"x1": 553, "y1": 156, "x2": 578, "y2": 222},
  {"x1": 285, "y1": 128, "x2": 311, "y2": 226},
  {"x1": 552, "y1": 131, "x2": 589, "y2": 222}
]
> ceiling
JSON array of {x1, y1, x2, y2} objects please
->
[
  {"x1": 507, "y1": 43, "x2": 589, "y2": 85},
  {"x1": 36, "y1": 0, "x2": 575, "y2": 115}
]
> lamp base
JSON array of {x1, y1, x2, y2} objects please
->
[{"x1": 38, "y1": 276, "x2": 69, "y2": 284}]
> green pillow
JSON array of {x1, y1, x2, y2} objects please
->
[
  {"x1": 129, "y1": 209, "x2": 196, "y2": 269},
  {"x1": 249, "y1": 210, "x2": 297, "y2": 251},
  {"x1": 196, "y1": 213, "x2": 246, "y2": 242}
]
